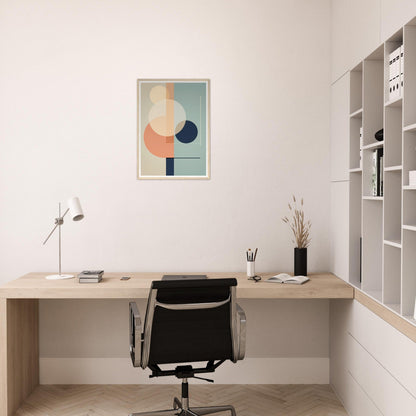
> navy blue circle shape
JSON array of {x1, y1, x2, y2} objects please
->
[{"x1": 176, "y1": 120, "x2": 198, "y2": 144}]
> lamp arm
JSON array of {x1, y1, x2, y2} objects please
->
[
  {"x1": 42, "y1": 208, "x2": 70, "y2": 245},
  {"x1": 61, "y1": 207, "x2": 70, "y2": 219}
]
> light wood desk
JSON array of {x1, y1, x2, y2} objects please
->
[{"x1": 0, "y1": 272, "x2": 353, "y2": 416}]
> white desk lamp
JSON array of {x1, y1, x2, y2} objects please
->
[{"x1": 43, "y1": 197, "x2": 84, "y2": 280}]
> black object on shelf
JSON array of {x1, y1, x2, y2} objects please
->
[
  {"x1": 294, "y1": 247, "x2": 307, "y2": 276},
  {"x1": 375, "y1": 128, "x2": 383, "y2": 141}
]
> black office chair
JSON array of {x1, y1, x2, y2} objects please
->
[{"x1": 129, "y1": 278, "x2": 246, "y2": 416}]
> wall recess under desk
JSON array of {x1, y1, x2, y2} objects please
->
[{"x1": 348, "y1": 16, "x2": 416, "y2": 329}]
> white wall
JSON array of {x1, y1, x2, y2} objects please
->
[
  {"x1": 0, "y1": 0, "x2": 331, "y2": 282},
  {"x1": 0, "y1": 0, "x2": 332, "y2": 383}
]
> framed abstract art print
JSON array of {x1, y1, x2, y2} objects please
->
[{"x1": 137, "y1": 79, "x2": 210, "y2": 179}]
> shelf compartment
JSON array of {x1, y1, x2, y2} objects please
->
[
  {"x1": 384, "y1": 165, "x2": 402, "y2": 171},
  {"x1": 403, "y1": 184, "x2": 416, "y2": 227},
  {"x1": 362, "y1": 200, "x2": 383, "y2": 294},
  {"x1": 363, "y1": 57, "x2": 384, "y2": 147},
  {"x1": 402, "y1": 229, "x2": 416, "y2": 316},
  {"x1": 349, "y1": 117, "x2": 362, "y2": 170},
  {"x1": 402, "y1": 131, "x2": 416, "y2": 186},
  {"x1": 384, "y1": 34, "x2": 403, "y2": 105},
  {"x1": 362, "y1": 145, "x2": 384, "y2": 198},
  {"x1": 384, "y1": 106, "x2": 402, "y2": 167},
  {"x1": 383, "y1": 244, "x2": 401, "y2": 307},
  {"x1": 384, "y1": 170, "x2": 402, "y2": 242},
  {"x1": 350, "y1": 63, "x2": 363, "y2": 114},
  {"x1": 362, "y1": 141, "x2": 384, "y2": 150}
]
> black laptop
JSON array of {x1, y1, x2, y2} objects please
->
[{"x1": 162, "y1": 274, "x2": 207, "y2": 281}]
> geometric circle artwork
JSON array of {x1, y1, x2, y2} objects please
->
[
  {"x1": 148, "y1": 99, "x2": 186, "y2": 137},
  {"x1": 175, "y1": 120, "x2": 198, "y2": 144},
  {"x1": 149, "y1": 85, "x2": 169, "y2": 103},
  {"x1": 143, "y1": 123, "x2": 174, "y2": 158},
  {"x1": 137, "y1": 79, "x2": 209, "y2": 179}
]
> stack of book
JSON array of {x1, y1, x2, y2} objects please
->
[
  {"x1": 371, "y1": 148, "x2": 384, "y2": 196},
  {"x1": 78, "y1": 270, "x2": 104, "y2": 283}
]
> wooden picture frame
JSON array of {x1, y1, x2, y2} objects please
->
[{"x1": 137, "y1": 79, "x2": 210, "y2": 179}]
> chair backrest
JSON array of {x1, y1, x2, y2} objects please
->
[{"x1": 141, "y1": 278, "x2": 238, "y2": 368}]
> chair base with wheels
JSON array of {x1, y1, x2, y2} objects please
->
[{"x1": 129, "y1": 377, "x2": 236, "y2": 416}]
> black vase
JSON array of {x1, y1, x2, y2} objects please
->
[{"x1": 294, "y1": 248, "x2": 307, "y2": 276}]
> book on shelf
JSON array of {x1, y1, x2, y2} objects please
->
[
  {"x1": 265, "y1": 273, "x2": 309, "y2": 285},
  {"x1": 371, "y1": 148, "x2": 384, "y2": 197},
  {"x1": 371, "y1": 150, "x2": 378, "y2": 196},
  {"x1": 379, "y1": 148, "x2": 383, "y2": 196}
]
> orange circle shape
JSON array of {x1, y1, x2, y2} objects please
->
[{"x1": 143, "y1": 123, "x2": 174, "y2": 158}]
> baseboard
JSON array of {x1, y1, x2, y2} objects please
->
[{"x1": 39, "y1": 357, "x2": 329, "y2": 384}]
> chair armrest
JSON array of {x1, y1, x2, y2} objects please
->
[
  {"x1": 236, "y1": 303, "x2": 246, "y2": 360},
  {"x1": 129, "y1": 302, "x2": 142, "y2": 368}
]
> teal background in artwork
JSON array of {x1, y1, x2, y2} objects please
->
[{"x1": 174, "y1": 82, "x2": 207, "y2": 176}]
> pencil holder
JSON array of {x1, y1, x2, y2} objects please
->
[{"x1": 247, "y1": 261, "x2": 255, "y2": 278}]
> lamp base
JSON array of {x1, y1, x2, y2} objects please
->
[{"x1": 45, "y1": 274, "x2": 74, "y2": 280}]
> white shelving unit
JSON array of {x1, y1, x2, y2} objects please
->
[{"x1": 348, "y1": 20, "x2": 416, "y2": 327}]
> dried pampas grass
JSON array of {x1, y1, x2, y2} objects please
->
[{"x1": 282, "y1": 195, "x2": 311, "y2": 248}]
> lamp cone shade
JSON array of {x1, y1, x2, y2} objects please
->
[{"x1": 68, "y1": 197, "x2": 84, "y2": 221}]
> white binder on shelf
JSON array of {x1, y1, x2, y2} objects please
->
[
  {"x1": 394, "y1": 46, "x2": 401, "y2": 99},
  {"x1": 389, "y1": 51, "x2": 396, "y2": 100},
  {"x1": 400, "y1": 44, "x2": 404, "y2": 97},
  {"x1": 389, "y1": 47, "x2": 401, "y2": 101},
  {"x1": 389, "y1": 51, "x2": 393, "y2": 100}
]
